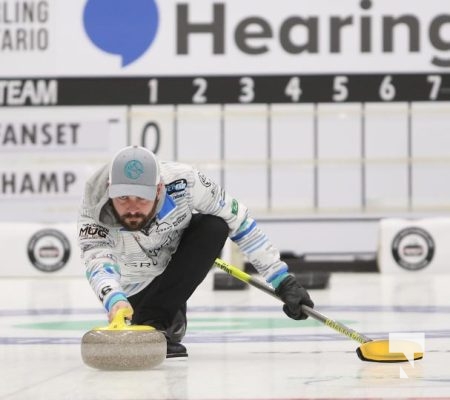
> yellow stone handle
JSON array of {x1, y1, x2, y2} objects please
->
[
  {"x1": 96, "y1": 308, "x2": 155, "y2": 331},
  {"x1": 108, "y1": 308, "x2": 133, "y2": 330}
]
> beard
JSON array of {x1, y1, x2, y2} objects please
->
[
  {"x1": 112, "y1": 198, "x2": 159, "y2": 231},
  {"x1": 118, "y1": 212, "x2": 151, "y2": 231}
]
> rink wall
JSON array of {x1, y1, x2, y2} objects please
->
[{"x1": 1, "y1": 217, "x2": 450, "y2": 277}]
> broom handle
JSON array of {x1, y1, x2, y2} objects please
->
[{"x1": 214, "y1": 258, "x2": 373, "y2": 345}]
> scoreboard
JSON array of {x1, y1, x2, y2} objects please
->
[{"x1": 1, "y1": 74, "x2": 450, "y2": 227}]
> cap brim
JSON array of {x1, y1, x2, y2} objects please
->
[{"x1": 109, "y1": 184, "x2": 157, "y2": 200}]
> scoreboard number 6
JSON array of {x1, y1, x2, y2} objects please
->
[{"x1": 379, "y1": 75, "x2": 396, "y2": 101}]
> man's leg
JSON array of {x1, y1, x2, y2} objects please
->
[{"x1": 129, "y1": 214, "x2": 229, "y2": 356}]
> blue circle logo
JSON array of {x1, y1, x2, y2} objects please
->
[
  {"x1": 83, "y1": 0, "x2": 159, "y2": 67},
  {"x1": 124, "y1": 160, "x2": 144, "y2": 179}
]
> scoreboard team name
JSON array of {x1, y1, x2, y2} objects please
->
[
  {"x1": 0, "y1": 171, "x2": 76, "y2": 195},
  {"x1": 0, "y1": 122, "x2": 79, "y2": 146},
  {"x1": 0, "y1": 79, "x2": 57, "y2": 106}
]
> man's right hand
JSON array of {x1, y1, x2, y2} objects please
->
[{"x1": 108, "y1": 300, "x2": 134, "y2": 323}]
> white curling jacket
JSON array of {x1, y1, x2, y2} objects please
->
[{"x1": 77, "y1": 161, "x2": 288, "y2": 311}]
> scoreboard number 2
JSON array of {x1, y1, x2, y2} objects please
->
[{"x1": 193, "y1": 77, "x2": 208, "y2": 103}]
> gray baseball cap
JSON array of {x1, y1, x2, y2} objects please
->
[{"x1": 109, "y1": 146, "x2": 160, "y2": 200}]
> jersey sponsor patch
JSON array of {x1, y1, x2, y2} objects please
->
[
  {"x1": 173, "y1": 213, "x2": 188, "y2": 227},
  {"x1": 126, "y1": 261, "x2": 154, "y2": 269},
  {"x1": 79, "y1": 223, "x2": 109, "y2": 239},
  {"x1": 156, "y1": 221, "x2": 171, "y2": 233},
  {"x1": 231, "y1": 199, "x2": 239, "y2": 215},
  {"x1": 198, "y1": 171, "x2": 212, "y2": 187},
  {"x1": 166, "y1": 179, "x2": 187, "y2": 194}
]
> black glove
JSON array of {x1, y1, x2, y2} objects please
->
[{"x1": 275, "y1": 275, "x2": 314, "y2": 320}]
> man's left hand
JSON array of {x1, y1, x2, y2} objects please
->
[{"x1": 275, "y1": 275, "x2": 314, "y2": 320}]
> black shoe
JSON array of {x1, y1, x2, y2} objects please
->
[
  {"x1": 166, "y1": 304, "x2": 187, "y2": 343},
  {"x1": 166, "y1": 341, "x2": 188, "y2": 358}
]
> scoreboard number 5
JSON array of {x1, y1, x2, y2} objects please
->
[{"x1": 333, "y1": 76, "x2": 349, "y2": 101}]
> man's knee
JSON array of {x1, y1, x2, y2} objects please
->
[
  {"x1": 194, "y1": 215, "x2": 229, "y2": 249},
  {"x1": 204, "y1": 214, "x2": 229, "y2": 240}
]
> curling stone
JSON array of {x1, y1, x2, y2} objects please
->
[{"x1": 81, "y1": 308, "x2": 166, "y2": 370}]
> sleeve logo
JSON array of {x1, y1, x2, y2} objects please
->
[{"x1": 79, "y1": 223, "x2": 109, "y2": 239}]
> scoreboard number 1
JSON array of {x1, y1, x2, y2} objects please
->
[{"x1": 148, "y1": 78, "x2": 158, "y2": 104}]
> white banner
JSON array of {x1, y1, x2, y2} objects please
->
[{"x1": 0, "y1": 0, "x2": 449, "y2": 76}]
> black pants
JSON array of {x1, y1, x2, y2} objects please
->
[{"x1": 129, "y1": 214, "x2": 229, "y2": 336}]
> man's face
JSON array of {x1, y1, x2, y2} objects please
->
[{"x1": 111, "y1": 196, "x2": 157, "y2": 230}]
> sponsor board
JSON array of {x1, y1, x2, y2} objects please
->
[{"x1": 0, "y1": 0, "x2": 449, "y2": 76}]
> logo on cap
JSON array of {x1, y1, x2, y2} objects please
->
[{"x1": 124, "y1": 160, "x2": 144, "y2": 179}]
